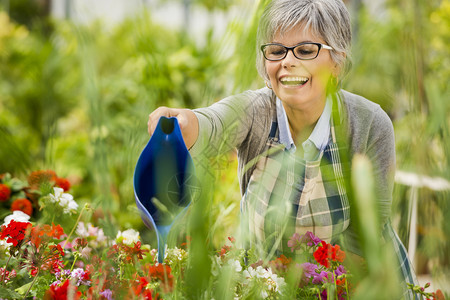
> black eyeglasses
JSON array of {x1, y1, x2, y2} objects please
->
[{"x1": 261, "y1": 42, "x2": 333, "y2": 61}]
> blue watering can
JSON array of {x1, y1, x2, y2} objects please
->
[{"x1": 133, "y1": 117, "x2": 196, "y2": 263}]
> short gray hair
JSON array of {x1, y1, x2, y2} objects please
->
[{"x1": 256, "y1": 0, "x2": 352, "y2": 83}]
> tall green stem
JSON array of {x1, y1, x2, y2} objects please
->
[
  {"x1": 63, "y1": 203, "x2": 90, "y2": 249},
  {"x1": 334, "y1": 270, "x2": 338, "y2": 300},
  {"x1": 345, "y1": 277, "x2": 349, "y2": 300},
  {"x1": 69, "y1": 255, "x2": 78, "y2": 272},
  {"x1": 23, "y1": 268, "x2": 39, "y2": 299}
]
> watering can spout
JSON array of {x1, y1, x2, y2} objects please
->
[{"x1": 133, "y1": 117, "x2": 196, "y2": 263}]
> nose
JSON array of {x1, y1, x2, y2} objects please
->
[{"x1": 281, "y1": 49, "x2": 299, "y2": 68}]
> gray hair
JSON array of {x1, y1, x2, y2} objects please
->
[{"x1": 256, "y1": 0, "x2": 352, "y2": 83}]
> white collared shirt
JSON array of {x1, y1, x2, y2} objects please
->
[{"x1": 276, "y1": 96, "x2": 332, "y2": 161}]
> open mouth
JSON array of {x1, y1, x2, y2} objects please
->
[{"x1": 280, "y1": 76, "x2": 309, "y2": 86}]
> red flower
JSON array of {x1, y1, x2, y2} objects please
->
[
  {"x1": 55, "y1": 177, "x2": 71, "y2": 192},
  {"x1": 0, "y1": 267, "x2": 17, "y2": 283},
  {"x1": 148, "y1": 264, "x2": 174, "y2": 292},
  {"x1": 49, "y1": 223, "x2": 65, "y2": 239},
  {"x1": 336, "y1": 277, "x2": 346, "y2": 286},
  {"x1": 314, "y1": 241, "x2": 330, "y2": 268},
  {"x1": 129, "y1": 276, "x2": 154, "y2": 299},
  {"x1": 29, "y1": 223, "x2": 65, "y2": 248},
  {"x1": 50, "y1": 244, "x2": 65, "y2": 257},
  {"x1": 331, "y1": 244, "x2": 345, "y2": 263},
  {"x1": 44, "y1": 279, "x2": 81, "y2": 300},
  {"x1": 431, "y1": 289, "x2": 445, "y2": 300},
  {"x1": 269, "y1": 254, "x2": 292, "y2": 273},
  {"x1": 73, "y1": 238, "x2": 88, "y2": 250},
  {"x1": 0, "y1": 220, "x2": 31, "y2": 247},
  {"x1": 0, "y1": 183, "x2": 11, "y2": 202},
  {"x1": 179, "y1": 235, "x2": 191, "y2": 249},
  {"x1": 108, "y1": 241, "x2": 148, "y2": 264},
  {"x1": 28, "y1": 170, "x2": 57, "y2": 189},
  {"x1": 219, "y1": 245, "x2": 231, "y2": 258},
  {"x1": 313, "y1": 241, "x2": 346, "y2": 268},
  {"x1": 132, "y1": 276, "x2": 149, "y2": 295},
  {"x1": 11, "y1": 198, "x2": 33, "y2": 216}
]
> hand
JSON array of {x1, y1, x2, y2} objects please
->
[
  {"x1": 148, "y1": 107, "x2": 188, "y2": 135},
  {"x1": 148, "y1": 107, "x2": 199, "y2": 149}
]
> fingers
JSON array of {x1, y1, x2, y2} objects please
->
[
  {"x1": 175, "y1": 112, "x2": 188, "y2": 130},
  {"x1": 147, "y1": 107, "x2": 187, "y2": 136},
  {"x1": 148, "y1": 106, "x2": 169, "y2": 136}
]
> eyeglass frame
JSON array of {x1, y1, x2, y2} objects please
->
[{"x1": 260, "y1": 42, "x2": 333, "y2": 61}]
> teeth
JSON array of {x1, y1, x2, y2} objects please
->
[{"x1": 280, "y1": 77, "x2": 309, "y2": 84}]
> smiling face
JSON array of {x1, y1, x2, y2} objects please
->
[{"x1": 265, "y1": 25, "x2": 336, "y2": 112}]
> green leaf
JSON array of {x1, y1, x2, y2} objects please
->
[
  {"x1": 0, "y1": 286, "x2": 22, "y2": 299},
  {"x1": 10, "y1": 178, "x2": 26, "y2": 191},
  {"x1": 15, "y1": 281, "x2": 33, "y2": 295}
]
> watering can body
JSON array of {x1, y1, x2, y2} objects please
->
[{"x1": 133, "y1": 117, "x2": 196, "y2": 262}]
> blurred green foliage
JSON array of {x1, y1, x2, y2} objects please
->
[{"x1": 0, "y1": 0, "x2": 448, "y2": 291}]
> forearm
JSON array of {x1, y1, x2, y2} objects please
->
[{"x1": 183, "y1": 109, "x2": 199, "y2": 150}]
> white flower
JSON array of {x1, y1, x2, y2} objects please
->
[
  {"x1": 211, "y1": 255, "x2": 222, "y2": 277},
  {"x1": 3, "y1": 210, "x2": 30, "y2": 225},
  {"x1": 242, "y1": 265, "x2": 285, "y2": 297},
  {"x1": 71, "y1": 268, "x2": 85, "y2": 279},
  {"x1": 76, "y1": 222, "x2": 107, "y2": 247},
  {"x1": 243, "y1": 266, "x2": 256, "y2": 278},
  {"x1": 255, "y1": 266, "x2": 270, "y2": 279},
  {"x1": 274, "y1": 276, "x2": 286, "y2": 293},
  {"x1": 116, "y1": 229, "x2": 140, "y2": 245},
  {"x1": 71, "y1": 268, "x2": 91, "y2": 286},
  {"x1": 80, "y1": 246, "x2": 92, "y2": 259},
  {"x1": 49, "y1": 187, "x2": 78, "y2": 214},
  {"x1": 165, "y1": 247, "x2": 188, "y2": 265},
  {"x1": 76, "y1": 222, "x2": 88, "y2": 237},
  {"x1": 267, "y1": 272, "x2": 285, "y2": 293},
  {"x1": 227, "y1": 259, "x2": 242, "y2": 272},
  {"x1": 0, "y1": 239, "x2": 12, "y2": 250}
]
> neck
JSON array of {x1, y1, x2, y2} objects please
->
[{"x1": 283, "y1": 98, "x2": 326, "y2": 144}]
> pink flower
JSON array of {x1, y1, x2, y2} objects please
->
[
  {"x1": 100, "y1": 289, "x2": 113, "y2": 300},
  {"x1": 287, "y1": 231, "x2": 322, "y2": 252},
  {"x1": 0, "y1": 267, "x2": 17, "y2": 283},
  {"x1": 335, "y1": 265, "x2": 347, "y2": 276},
  {"x1": 299, "y1": 262, "x2": 318, "y2": 278},
  {"x1": 304, "y1": 231, "x2": 322, "y2": 246}
]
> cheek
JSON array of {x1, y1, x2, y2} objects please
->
[
  {"x1": 311, "y1": 64, "x2": 334, "y2": 86},
  {"x1": 265, "y1": 61, "x2": 276, "y2": 79}
]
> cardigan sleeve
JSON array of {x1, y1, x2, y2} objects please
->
[
  {"x1": 365, "y1": 106, "x2": 396, "y2": 227},
  {"x1": 188, "y1": 91, "x2": 255, "y2": 158},
  {"x1": 340, "y1": 91, "x2": 396, "y2": 256}
]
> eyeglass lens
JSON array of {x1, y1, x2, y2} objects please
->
[{"x1": 263, "y1": 43, "x2": 320, "y2": 60}]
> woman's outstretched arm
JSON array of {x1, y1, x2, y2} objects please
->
[{"x1": 148, "y1": 107, "x2": 199, "y2": 150}]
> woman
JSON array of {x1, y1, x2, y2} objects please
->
[{"x1": 148, "y1": 0, "x2": 419, "y2": 298}]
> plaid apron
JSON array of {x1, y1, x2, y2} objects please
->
[
  {"x1": 240, "y1": 107, "x2": 421, "y2": 299},
  {"x1": 241, "y1": 114, "x2": 350, "y2": 255}
]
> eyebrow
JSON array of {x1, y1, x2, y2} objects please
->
[{"x1": 271, "y1": 40, "x2": 315, "y2": 45}]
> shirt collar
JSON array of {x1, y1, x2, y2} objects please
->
[{"x1": 276, "y1": 96, "x2": 332, "y2": 154}]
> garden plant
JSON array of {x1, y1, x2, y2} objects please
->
[{"x1": 0, "y1": 0, "x2": 448, "y2": 299}]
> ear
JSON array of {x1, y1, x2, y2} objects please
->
[
  {"x1": 332, "y1": 53, "x2": 347, "y2": 77},
  {"x1": 332, "y1": 64, "x2": 340, "y2": 77}
]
